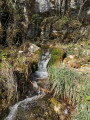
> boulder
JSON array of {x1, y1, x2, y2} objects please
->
[
  {"x1": 19, "y1": 42, "x2": 40, "y2": 56},
  {"x1": 63, "y1": 55, "x2": 81, "y2": 68}
]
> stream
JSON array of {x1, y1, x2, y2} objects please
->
[{"x1": 5, "y1": 50, "x2": 51, "y2": 120}]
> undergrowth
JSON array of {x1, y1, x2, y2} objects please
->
[{"x1": 48, "y1": 65, "x2": 90, "y2": 120}]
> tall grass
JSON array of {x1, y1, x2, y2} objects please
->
[{"x1": 48, "y1": 65, "x2": 90, "y2": 119}]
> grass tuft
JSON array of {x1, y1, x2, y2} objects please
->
[{"x1": 48, "y1": 65, "x2": 90, "y2": 119}]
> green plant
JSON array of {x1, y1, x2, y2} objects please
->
[
  {"x1": 48, "y1": 65, "x2": 90, "y2": 119},
  {"x1": 48, "y1": 66, "x2": 82, "y2": 98},
  {"x1": 0, "y1": 51, "x2": 7, "y2": 60}
]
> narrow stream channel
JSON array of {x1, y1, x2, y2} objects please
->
[{"x1": 5, "y1": 49, "x2": 51, "y2": 120}]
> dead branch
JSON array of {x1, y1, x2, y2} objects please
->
[{"x1": 30, "y1": 81, "x2": 51, "y2": 93}]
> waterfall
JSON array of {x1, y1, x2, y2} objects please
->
[{"x1": 34, "y1": 50, "x2": 51, "y2": 79}]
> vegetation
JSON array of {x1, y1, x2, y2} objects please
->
[
  {"x1": 48, "y1": 47, "x2": 64, "y2": 66},
  {"x1": 0, "y1": 0, "x2": 90, "y2": 119},
  {"x1": 48, "y1": 65, "x2": 90, "y2": 119}
]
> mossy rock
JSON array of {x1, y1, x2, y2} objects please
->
[
  {"x1": 31, "y1": 14, "x2": 43, "y2": 23},
  {"x1": 67, "y1": 30, "x2": 83, "y2": 43},
  {"x1": 48, "y1": 47, "x2": 64, "y2": 66},
  {"x1": 70, "y1": 19, "x2": 82, "y2": 29},
  {"x1": 53, "y1": 16, "x2": 69, "y2": 31},
  {"x1": 41, "y1": 16, "x2": 59, "y2": 28}
]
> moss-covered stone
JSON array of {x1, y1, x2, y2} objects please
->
[
  {"x1": 48, "y1": 47, "x2": 64, "y2": 66},
  {"x1": 53, "y1": 16, "x2": 69, "y2": 31}
]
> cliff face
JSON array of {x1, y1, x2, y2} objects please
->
[
  {"x1": 0, "y1": 0, "x2": 90, "y2": 46},
  {"x1": 0, "y1": 0, "x2": 35, "y2": 46}
]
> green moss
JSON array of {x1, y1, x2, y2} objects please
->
[
  {"x1": 41, "y1": 16, "x2": 59, "y2": 26},
  {"x1": 56, "y1": 16, "x2": 69, "y2": 25},
  {"x1": 30, "y1": 14, "x2": 43, "y2": 24},
  {"x1": 53, "y1": 16, "x2": 69, "y2": 30},
  {"x1": 70, "y1": 19, "x2": 82, "y2": 28},
  {"x1": 48, "y1": 47, "x2": 64, "y2": 66}
]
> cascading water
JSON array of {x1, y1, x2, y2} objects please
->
[
  {"x1": 5, "y1": 50, "x2": 51, "y2": 120},
  {"x1": 5, "y1": 94, "x2": 42, "y2": 120},
  {"x1": 34, "y1": 50, "x2": 51, "y2": 79}
]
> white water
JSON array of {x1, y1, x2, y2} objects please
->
[
  {"x1": 5, "y1": 95, "x2": 42, "y2": 120},
  {"x1": 5, "y1": 50, "x2": 51, "y2": 120},
  {"x1": 34, "y1": 50, "x2": 51, "y2": 79}
]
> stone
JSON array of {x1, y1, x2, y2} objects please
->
[
  {"x1": 63, "y1": 55, "x2": 81, "y2": 68},
  {"x1": 20, "y1": 42, "x2": 40, "y2": 55}
]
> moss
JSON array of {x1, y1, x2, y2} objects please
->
[
  {"x1": 53, "y1": 16, "x2": 69, "y2": 30},
  {"x1": 70, "y1": 19, "x2": 82, "y2": 28},
  {"x1": 41, "y1": 16, "x2": 59, "y2": 26},
  {"x1": 31, "y1": 14, "x2": 43, "y2": 23},
  {"x1": 56, "y1": 16, "x2": 69, "y2": 25},
  {"x1": 48, "y1": 47, "x2": 64, "y2": 66}
]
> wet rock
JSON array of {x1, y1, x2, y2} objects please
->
[
  {"x1": 40, "y1": 16, "x2": 84, "y2": 43},
  {"x1": 15, "y1": 97, "x2": 60, "y2": 120},
  {"x1": 40, "y1": 16, "x2": 60, "y2": 40},
  {"x1": 50, "y1": 97, "x2": 70, "y2": 120}
]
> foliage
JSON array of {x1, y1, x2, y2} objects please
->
[
  {"x1": 86, "y1": 96, "x2": 90, "y2": 101},
  {"x1": 48, "y1": 65, "x2": 90, "y2": 119},
  {"x1": 48, "y1": 66, "x2": 83, "y2": 97}
]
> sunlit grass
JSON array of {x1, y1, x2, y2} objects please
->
[{"x1": 48, "y1": 65, "x2": 90, "y2": 119}]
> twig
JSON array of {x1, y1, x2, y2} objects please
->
[{"x1": 30, "y1": 81, "x2": 51, "y2": 93}]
